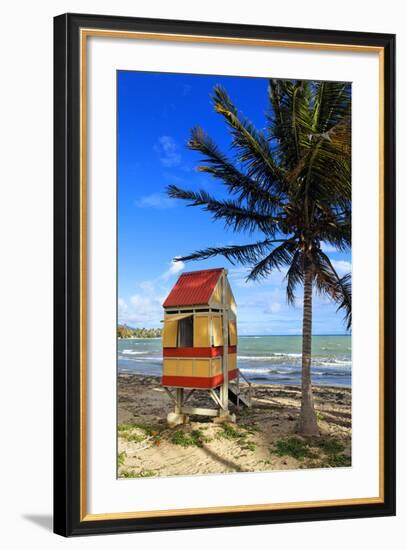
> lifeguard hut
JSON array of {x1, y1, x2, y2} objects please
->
[{"x1": 161, "y1": 268, "x2": 251, "y2": 425}]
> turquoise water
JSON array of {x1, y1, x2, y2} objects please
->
[{"x1": 117, "y1": 335, "x2": 351, "y2": 387}]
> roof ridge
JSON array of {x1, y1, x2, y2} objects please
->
[{"x1": 180, "y1": 267, "x2": 224, "y2": 276}]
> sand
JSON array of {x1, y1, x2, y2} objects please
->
[{"x1": 117, "y1": 374, "x2": 351, "y2": 478}]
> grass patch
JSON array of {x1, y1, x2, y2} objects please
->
[
  {"x1": 239, "y1": 423, "x2": 260, "y2": 434},
  {"x1": 118, "y1": 422, "x2": 162, "y2": 443},
  {"x1": 117, "y1": 451, "x2": 126, "y2": 467},
  {"x1": 272, "y1": 437, "x2": 317, "y2": 461},
  {"x1": 118, "y1": 429, "x2": 146, "y2": 444},
  {"x1": 131, "y1": 422, "x2": 163, "y2": 437},
  {"x1": 217, "y1": 423, "x2": 256, "y2": 452},
  {"x1": 118, "y1": 422, "x2": 162, "y2": 435},
  {"x1": 121, "y1": 470, "x2": 158, "y2": 478},
  {"x1": 315, "y1": 438, "x2": 350, "y2": 468},
  {"x1": 127, "y1": 432, "x2": 147, "y2": 443},
  {"x1": 170, "y1": 429, "x2": 207, "y2": 448},
  {"x1": 322, "y1": 454, "x2": 351, "y2": 468},
  {"x1": 271, "y1": 436, "x2": 350, "y2": 468},
  {"x1": 315, "y1": 438, "x2": 345, "y2": 455},
  {"x1": 242, "y1": 441, "x2": 257, "y2": 452},
  {"x1": 118, "y1": 423, "x2": 134, "y2": 432},
  {"x1": 220, "y1": 423, "x2": 241, "y2": 440}
]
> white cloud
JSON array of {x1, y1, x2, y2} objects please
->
[
  {"x1": 138, "y1": 280, "x2": 155, "y2": 293},
  {"x1": 130, "y1": 294, "x2": 162, "y2": 318},
  {"x1": 264, "y1": 302, "x2": 282, "y2": 314},
  {"x1": 119, "y1": 293, "x2": 164, "y2": 326},
  {"x1": 135, "y1": 192, "x2": 176, "y2": 210},
  {"x1": 161, "y1": 260, "x2": 185, "y2": 281},
  {"x1": 228, "y1": 266, "x2": 256, "y2": 288},
  {"x1": 331, "y1": 260, "x2": 352, "y2": 276},
  {"x1": 321, "y1": 241, "x2": 338, "y2": 253},
  {"x1": 118, "y1": 260, "x2": 185, "y2": 326},
  {"x1": 239, "y1": 288, "x2": 285, "y2": 313},
  {"x1": 154, "y1": 135, "x2": 181, "y2": 167},
  {"x1": 119, "y1": 293, "x2": 161, "y2": 325},
  {"x1": 228, "y1": 265, "x2": 288, "y2": 289},
  {"x1": 118, "y1": 297, "x2": 128, "y2": 317}
]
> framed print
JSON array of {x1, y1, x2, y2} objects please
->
[{"x1": 53, "y1": 13, "x2": 396, "y2": 536}]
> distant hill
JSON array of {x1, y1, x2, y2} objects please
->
[{"x1": 117, "y1": 324, "x2": 162, "y2": 339}]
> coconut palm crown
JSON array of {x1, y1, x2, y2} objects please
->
[{"x1": 167, "y1": 80, "x2": 351, "y2": 435}]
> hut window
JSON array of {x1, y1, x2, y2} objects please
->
[{"x1": 178, "y1": 316, "x2": 194, "y2": 348}]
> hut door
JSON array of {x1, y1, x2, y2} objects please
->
[{"x1": 178, "y1": 316, "x2": 193, "y2": 347}]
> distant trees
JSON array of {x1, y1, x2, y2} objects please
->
[{"x1": 117, "y1": 325, "x2": 162, "y2": 339}]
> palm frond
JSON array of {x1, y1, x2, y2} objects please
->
[
  {"x1": 312, "y1": 249, "x2": 352, "y2": 329},
  {"x1": 267, "y1": 80, "x2": 313, "y2": 170},
  {"x1": 335, "y1": 272, "x2": 352, "y2": 330},
  {"x1": 284, "y1": 250, "x2": 304, "y2": 304},
  {"x1": 173, "y1": 238, "x2": 283, "y2": 265},
  {"x1": 316, "y1": 216, "x2": 351, "y2": 251},
  {"x1": 212, "y1": 86, "x2": 286, "y2": 189},
  {"x1": 167, "y1": 185, "x2": 279, "y2": 235},
  {"x1": 312, "y1": 81, "x2": 351, "y2": 134},
  {"x1": 188, "y1": 127, "x2": 282, "y2": 212},
  {"x1": 246, "y1": 240, "x2": 298, "y2": 281}
]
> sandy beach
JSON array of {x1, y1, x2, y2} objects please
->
[{"x1": 117, "y1": 373, "x2": 351, "y2": 478}]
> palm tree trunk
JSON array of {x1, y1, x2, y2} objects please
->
[{"x1": 297, "y1": 263, "x2": 319, "y2": 436}]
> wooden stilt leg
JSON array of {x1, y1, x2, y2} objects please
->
[
  {"x1": 175, "y1": 388, "x2": 183, "y2": 414},
  {"x1": 167, "y1": 388, "x2": 188, "y2": 428}
]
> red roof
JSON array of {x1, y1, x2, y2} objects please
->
[{"x1": 163, "y1": 268, "x2": 223, "y2": 308}]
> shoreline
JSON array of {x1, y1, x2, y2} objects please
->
[
  {"x1": 118, "y1": 334, "x2": 350, "y2": 338},
  {"x1": 118, "y1": 373, "x2": 352, "y2": 478},
  {"x1": 118, "y1": 334, "x2": 352, "y2": 388},
  {"x1": 117, "y1": 369, "x2": 350, "y2": 389}
]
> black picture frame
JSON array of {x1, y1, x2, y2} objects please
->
[{"x1": 54, "y1": 12, "x2": 396, "y2": 537}]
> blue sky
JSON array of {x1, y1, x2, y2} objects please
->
[{"x1": 117, "y1": 71, "x2": 351, "y2": 335}]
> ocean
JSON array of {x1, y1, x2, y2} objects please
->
[{"x1": 117, "y1": 335, "x2": 351, "y2": 387}]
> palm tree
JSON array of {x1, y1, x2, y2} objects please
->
[{"x1": 167, "y1": 80, "x2": 351, "y2": 436}]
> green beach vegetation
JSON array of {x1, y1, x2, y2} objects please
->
[
  {"x1": 271, "y1": 436, "x2": 350, "y2": 467},
  {"x1": 120, "y1": 470, "x2": 158, "y2": 478},
  {"x1": 170, "y1": 429, "x2": 208, "y2": 448},
  {"x1": 117, "y1": 451, "x2": 127, "y2": 467},
  {"x1": 167, "y1": 80, "x2": 351, "y2": 436},
  {"x1": 117, "y1": 324, "x2": 162, "y2": 339},
  {"x1": 118, "y1": 422, "x2": 163, "y2": 445}
]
